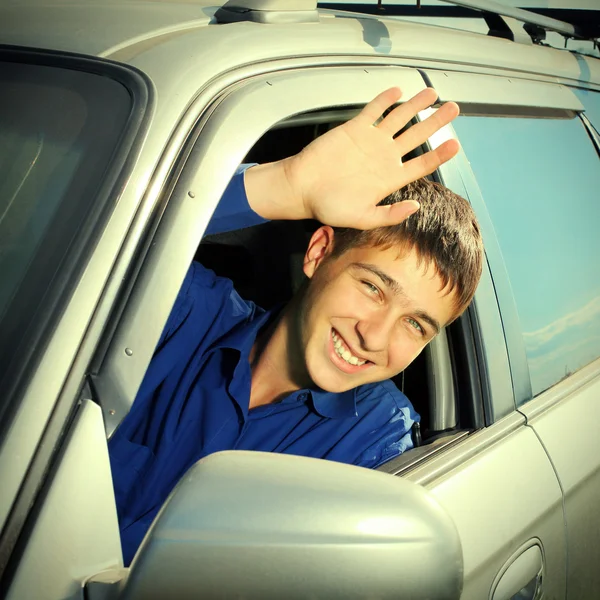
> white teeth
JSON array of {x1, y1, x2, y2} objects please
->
[{"x1": 331, "y1": 330, "x2": 367, "y2": 367}]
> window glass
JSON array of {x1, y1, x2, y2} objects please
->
[
  {"x1": 0, "y1": 57, "x2": 133, "y2": 419},
  {"x1": 453, "y1": 114, "x2": 600, "y2": 396}
]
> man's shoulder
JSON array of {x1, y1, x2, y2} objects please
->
[
  {"x1": 187, "y1": 261, "x2": 260, "y2": 317},
  {"x1": 355, "y1": 378, "x2": 407, "y2": 404},
  {"x1": 345, "y1": 379, "x2": 419, "y2": 468},
  {"x1": 354, "y1": 379, "x2": 418, "y2": 419},
  {"x1": 158, "y1": 261, "x2": 264, "y2": 349}
]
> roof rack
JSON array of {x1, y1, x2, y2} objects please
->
[
  {"x1": 318, "y1": 1, "x2": 598, "y2": 45},
  {"x1": 215, "y1": 0, "x2": 319, "y2": 24},
  {"x1": 438, "y1": 0, "x2": 581, "y2": 39},
  {"x1": 215, "y1": 1, "x2": 598, "y2": 46}
]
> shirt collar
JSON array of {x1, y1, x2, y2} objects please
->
[
  {"x1": 210, "y1": 305, "x2": 359, "y2": 420},
  {"x1": 309, "y1": 386, "x2": 359, "y2": 419}
]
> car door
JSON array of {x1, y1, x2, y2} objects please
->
[
  {"x1": 92, "y1": 64, "x2": 568, "y2": 599},
  {"x1": 450, "y1": 82, "x2": 600, "y2": 600}
]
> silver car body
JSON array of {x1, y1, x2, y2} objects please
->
[{"x1": 0, "y1": 1, "x2": 599, "y2": 598}]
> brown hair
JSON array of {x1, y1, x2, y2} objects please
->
[{"x1": 330, "y1": 179, "x2": 484, "y2": 317}]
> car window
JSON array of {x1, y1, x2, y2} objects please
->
[
  {"x1": 452, "y1": 113, "x2": 600, "y2": 398},
  {"x1": 0, "y1": 57, "x2": 133, "y2": 421},
  {"x1": 199, "y1": 114, "x2": 474, "y2": 455}
]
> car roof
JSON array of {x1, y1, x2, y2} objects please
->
[
  {"x1": 0, "y1": 0, "x2": 213, "y2": 58},
  {"x1": 2, "y1": 0, "x2": 599, "y2": 150},
  {"x1": 2, "y1": 0, "x2": 599, "y2": 87}
]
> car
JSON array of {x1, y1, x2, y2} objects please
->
[{"x1": 0, "y1": 1, "x2": 599, "y2": 598}]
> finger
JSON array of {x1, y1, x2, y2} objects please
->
[
  {"x1": 393, "y1": 139, "x2": 461, "y2": 187},
  {"x1": 378, "y1": 87, "x2": 438, "y2": 135},
  {"x1": 395, "y1": 102, "x2": 460, "y2": 155},
  {"x1": 359, "y1": 201, "x2": 421, "y2": 230},
  {"x1": 356, "y1": 87, "x2": 403, "y2": 125}
]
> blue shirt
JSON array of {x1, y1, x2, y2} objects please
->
[{"x1": 109, "y1": 166, "x2": 419, "y2": 565}]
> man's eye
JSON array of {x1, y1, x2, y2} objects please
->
[
  {"x1": 362, "y1": 281, "x2": 380, "y2": 296},
  {"x1": 407, "y1": 317, "x2": 424, "y2": 335}
]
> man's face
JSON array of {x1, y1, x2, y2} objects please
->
[{"x1": 296, "y1": 227, "x2": 459, "y2": 393}]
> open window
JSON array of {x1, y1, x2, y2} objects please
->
[
  {"x1": 92, "y1": 65, "x2": 487, "y2": 473},
  {"x1": 175, "y1": 107, "x2": 484, "y2": 466}
]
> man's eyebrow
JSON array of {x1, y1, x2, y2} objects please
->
[
  {"x1": 352, "y1": 262, "x2": 402, "y2": 295},
  {"x1": 351, "y1": 262, "x2": 441, "y2": 335},
  {"x1": 414, "y1": 311, "x2": 441, "y2": 336}
]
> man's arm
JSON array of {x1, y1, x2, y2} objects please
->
[
  {"x1": 245, "y1": 87, "x2": 460, "y2": 230},
  {"x1": 205, "y1": 87, "x2": 459, "y2": 237},
  {"x1": 203, "y1": 164, "x2": 267, "y2": 236}
]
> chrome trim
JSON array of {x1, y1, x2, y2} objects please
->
[
  {"x1": 378, "y1": 430, "x2": 470, "y2": 476},
  {"x1": 404, "y1": 410, "x2": 525, "y2": 487},
  {"x1": 518, "y1": 356, "x2": 600, "y2": 422}
]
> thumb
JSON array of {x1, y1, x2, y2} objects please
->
[{"x1": 358, "y1": 201, "x2": 420, "y2": 230}]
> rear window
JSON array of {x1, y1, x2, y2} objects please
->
[{"x1": 0, "y1": 53, "x2": 143, "y2": 419}]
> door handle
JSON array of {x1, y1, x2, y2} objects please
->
[{"x1": 491, "y1": 541, "x2": 544, "y2": 600}]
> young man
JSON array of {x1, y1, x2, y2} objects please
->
[{"x1": 109, "y1": 88, "x2": 484, "y2": 564}]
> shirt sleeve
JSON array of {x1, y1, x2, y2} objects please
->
[
  {"x1": 204, "y1": 163, "x2": 269, "y2": 236},
  {"x1": 155, "y1": 261, "x2": 243, "y2": 350}
]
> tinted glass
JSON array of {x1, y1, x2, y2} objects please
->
[
  {"x1": 0, "y1": 58, "x2": 132, "y2": 414},
  {"x1": 453, "y1": 114, "x2": 600, "y2": 396}
]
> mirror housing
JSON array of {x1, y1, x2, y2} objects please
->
[{"x1": 118, "y1": 451, "x2": 463, "y2": 599}]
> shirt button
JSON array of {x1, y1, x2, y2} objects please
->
[{"x1": 298, "y1": 393, "x2": 307, "y2": 401}]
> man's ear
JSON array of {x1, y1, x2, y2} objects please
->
[{"x1": 303, "y1": 226, "x2": 335, "y2": 279}]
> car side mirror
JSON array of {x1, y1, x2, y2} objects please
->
[{"x1": 92, "y1": 451, "x2": 463, "y2": 599}]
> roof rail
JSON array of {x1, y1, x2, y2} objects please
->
[
  {"x1": 215, "y1": 0, "x2": 319, "y2": 24},
  {"x1": 318, "y1": 2, "x2": 597, "y2": 44},
  {"x1": 437, "y1": 0, "x2": 582, "y2": 39}
]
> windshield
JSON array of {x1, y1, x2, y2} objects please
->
[{"x1": 0, "y1": 55, "x2": 134, "y2": 415}]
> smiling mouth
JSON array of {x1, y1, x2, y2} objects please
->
[{"x1": 330, "y1": 328, "x2": 372, "y2": 371}]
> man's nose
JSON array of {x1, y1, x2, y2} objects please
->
[{"x1": 355, "y1": 312, "x2": 395, "y2": 354}]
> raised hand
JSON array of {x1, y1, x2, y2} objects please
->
[{"x1": 245, "y1": 87, "x2": 460, "y2": 229}]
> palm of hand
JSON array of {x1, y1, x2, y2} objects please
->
[{"x1": 289, "y1": 87, "x2": 460, "y2": 230}]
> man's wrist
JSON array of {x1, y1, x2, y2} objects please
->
[{"x1": 244, "y1": 158, "x2": 312, "y2": 222}]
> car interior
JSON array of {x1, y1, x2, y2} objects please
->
[{"x1": 195, "y1": 110, "x2": 485, "y2": 470}]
